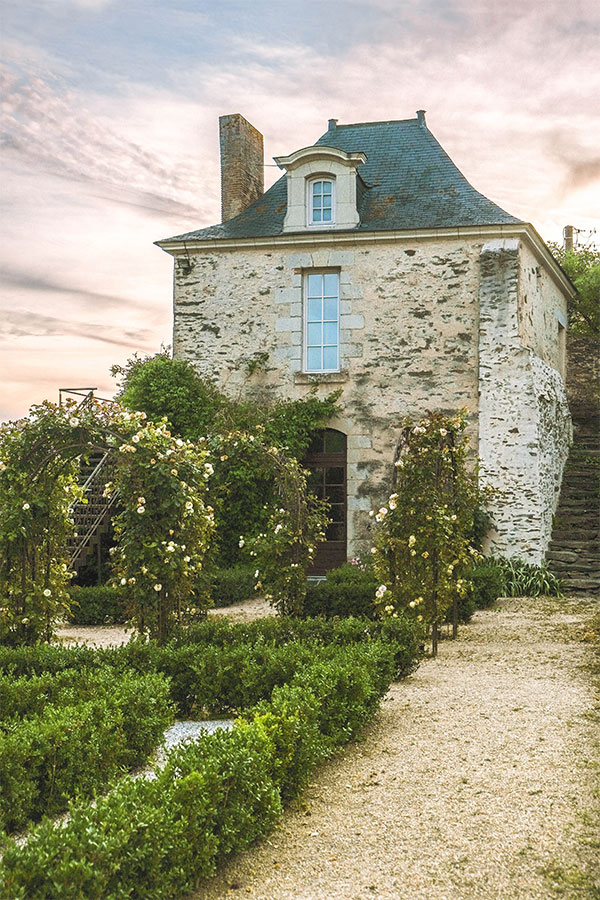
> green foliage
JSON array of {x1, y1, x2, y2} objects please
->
[
  {"x1": 111, "y1": 349, "x2": 222, "y2": 440},
  {"x1": 494, "y1": 557, "x2": 563, "y2": 597},
  {"x1": 209, "y1": 564, "x2": 256, "y2": 607},
  {"x1": 371, "y1": 411, "x2": 483, "y2": 653},
  {"x1": 67, "y1": 584, "x2": 128, "y2": 625},
  {"x1": 548, "y1": 241, "x2": 600, "y2": 334},
  {"x1": 0, "y1": 669, "x2": 173, "y2": 833},
  {"x1": 169, "y1": 611, "x2": 423, "y2": 681},
  {"x1": 469, "y1": 560, "x2": 506, "y2": 608},
  {"x1": 0, "y1": 402, "x2": 84, "y2": 645},
  {"x1": 0, "y1": 400, "x2": 215, "y2": 645},
  {"x1": 448, "y1": 559, "x2": 505, "y2": 624},
  {"x1": 107, "y1": 410, "x2": 214, "y2": 642},
  {"x1": 303, "y1": 562, "x2": 379, "y2": 619},
  {"x1": 112, "y1": 349, "x2": 339, "y2": 566},
  {"x1": 0, "y1": 642, "x2": 397, "y2": 899}
]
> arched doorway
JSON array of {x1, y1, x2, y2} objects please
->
[{"x1": 304, "y1": 429, "x2": 347, "y2": 574}]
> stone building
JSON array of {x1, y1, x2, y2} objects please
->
[{"x1": 156, "y1": 112, "x2": 574, "y2": 571}]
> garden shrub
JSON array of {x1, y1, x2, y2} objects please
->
[
  {"x1": 210, "y1": 565, "x2": 256, "y2": 607},
  {"x1": 469, "y1": 561, "x2": 506, "y2": 608},
  {"x1": 303, "y1": 563, "x2": 378, "y2": 619},
  {"x1": 67, "y1": 584, "x2": 128, "y2": 625},
  {"x1": 495, "y1": 557, "x2": 562, "y2": 597},
  {"x1": 0, "y1": 669, "x2": 173, "y2": 833},
  {"x1": 0, "y1": 641, "x2": 396, "y2": 899}
]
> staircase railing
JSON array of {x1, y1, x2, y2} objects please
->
[
  {"x1": 69, "y1": 453, "x2": 119, "y2": 568},
  {"x1": 60, "y1": 388, "x2": 120, "y2": 570}
]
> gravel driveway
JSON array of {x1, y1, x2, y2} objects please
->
[{"x1": 193, "y1": 595, "x2": 599, "y2": 900}]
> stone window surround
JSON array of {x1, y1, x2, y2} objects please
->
[
  {"x1": 274, "y1": 249, "x2": 365, "y2": 378},
  {"x1": 304, "y1": 268, "x2": 341, "y2": 374}
]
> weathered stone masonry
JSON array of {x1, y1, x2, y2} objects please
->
[
  {"x1": 478, "y1": 239, "x2": 571, "y2": 563},
  {"x1": 174, "y1": 235, "x2": 484, "y2": 560}
]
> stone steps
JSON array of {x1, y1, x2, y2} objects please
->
[{"x1": 547, "y1": 411, "x2": 600, "y2": 594}]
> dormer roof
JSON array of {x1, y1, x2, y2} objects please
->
[{"x1": 159, "y1": 114, "x2": 522, "y2": 244}]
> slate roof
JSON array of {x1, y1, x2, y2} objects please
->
[{"x1": 161, "y1": 116, "x2": 522, "y2": 243}]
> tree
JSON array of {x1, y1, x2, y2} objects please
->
[
  {"x1": 111, "y1": 349, "x2": 222, "y2": 440},
  {"x1": 548, "y1": 241, "x2": 600, "y2": 335},
  {"x1": 371, "y1": 411, "x2": 482, "y2": 656},
  {"x1": 112, "y1": 350, "x2": 339, "y2": 565}
]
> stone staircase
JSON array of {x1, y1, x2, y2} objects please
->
[{"x1": 546, "y1": 415, "x2": 600, "y2": 594}]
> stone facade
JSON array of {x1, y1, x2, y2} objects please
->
[
  {"x1": 172, "y1": 230, "x2": 571, "y2": 563},
  {"x1": 161, "y1": 114, "x2": 575, "y2": 567}
]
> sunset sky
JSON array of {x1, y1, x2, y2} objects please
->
[{"x1": 1, "y1": 0, "x2": 599, "y2": 422}]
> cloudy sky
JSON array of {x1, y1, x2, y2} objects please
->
[{"x1": 1, "y1": 0, "x2": 599, "y2": 422}]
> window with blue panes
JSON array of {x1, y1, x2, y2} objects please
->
[
  {"x1": 309, "y1": 179, "x2": 334, "y2": 225},
  {"x1": 305, "y1": 272, "x2": 340, "y2": 372}
]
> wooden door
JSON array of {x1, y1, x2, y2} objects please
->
[{"x1": 304, "y1": 429, "x2": 347, "y2": 575}]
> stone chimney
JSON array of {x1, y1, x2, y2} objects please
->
[
  {"x1": 563, "y1": 225, "x2": 574, "y2": 252},
  {"x1": 219, "y1": 114, "x2": 264, "y2": 223}
]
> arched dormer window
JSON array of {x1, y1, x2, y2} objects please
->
[
  {"x1": 274, "y1": 145, "x2": 366, "y2": 233},
  {"x1": 308, "y1": 177, "x2": 335, "y2": 226}
]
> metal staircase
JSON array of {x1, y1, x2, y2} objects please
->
[{"x1": 60, "y1": 388, "x2": 119, "y2": 574}]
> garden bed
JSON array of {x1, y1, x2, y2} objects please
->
[{"x1": 0, "y1": 614, "x2": 422, "y2": 899}]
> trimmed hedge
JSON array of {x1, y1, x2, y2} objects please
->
[
  {"x1": 303, "y1": 563, "x2": 378, "y2": 619},
  {"x1": 0, "y1": 669, "x2": 173, "y2": 833},
  {"x1": 0, "y1": 613, "x2": 423, "y2": 685},
  {"x1": 210, "y1": 565, "x2": 256, "y2": 607},
  {"x1": 66, "y1": 565, "x2": 256, "y2": 625},
  {"x1": 0, "y1": 643, "x2": 395, "y2": 900},
  {"x1": 67, "y1": 585, "x2": 128, "y2": 626}
]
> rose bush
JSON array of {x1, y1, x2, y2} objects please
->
[{"x1": 371, "y1": 410, "x2": 483, "y2": 654}]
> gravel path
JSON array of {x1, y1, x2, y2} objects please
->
[{"x1": 193, "y1": 595, "x2": 599, "y2": 900}]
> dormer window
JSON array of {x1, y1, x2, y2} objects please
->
[
  {"x1": 309, "y1": 179, "x2": 334, "y2": 226},
  {"x1": 274, "y1": 144, "x2": 366, "y2": 233}
]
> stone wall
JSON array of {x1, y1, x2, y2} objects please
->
[
  {"x1": 173, "y1": 234, "x2": 483, "y2": 558},
  {"x1": 518, "y1": 242, "x2": 568, "y2": 376},
  {"x1": 478, "y1": 239, "x2": 571, "y2": 563},
  {"x1": 173, "y1": 231, "x2": 572, "y2": 564}
]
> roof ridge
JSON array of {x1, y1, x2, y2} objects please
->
[{"x1": 329, "y1": 117, "x2": 419, "y2": 129}]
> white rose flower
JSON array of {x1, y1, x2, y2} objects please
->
[
  {"x1": 137, "y1": 506, "x2": 145, "y2": 514},
  {"x1": 154, "y1": 583, "x2": 162, "y2": 592},
  {"x1": 22, "y1": 502, "x2": 30, "y2": 510},
  {"x1": 375, "y1": 584, "x2": 388, "y2": 599},
  {"x1": 43, "y1": 588, "x2": 52, "y2": 597}
]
